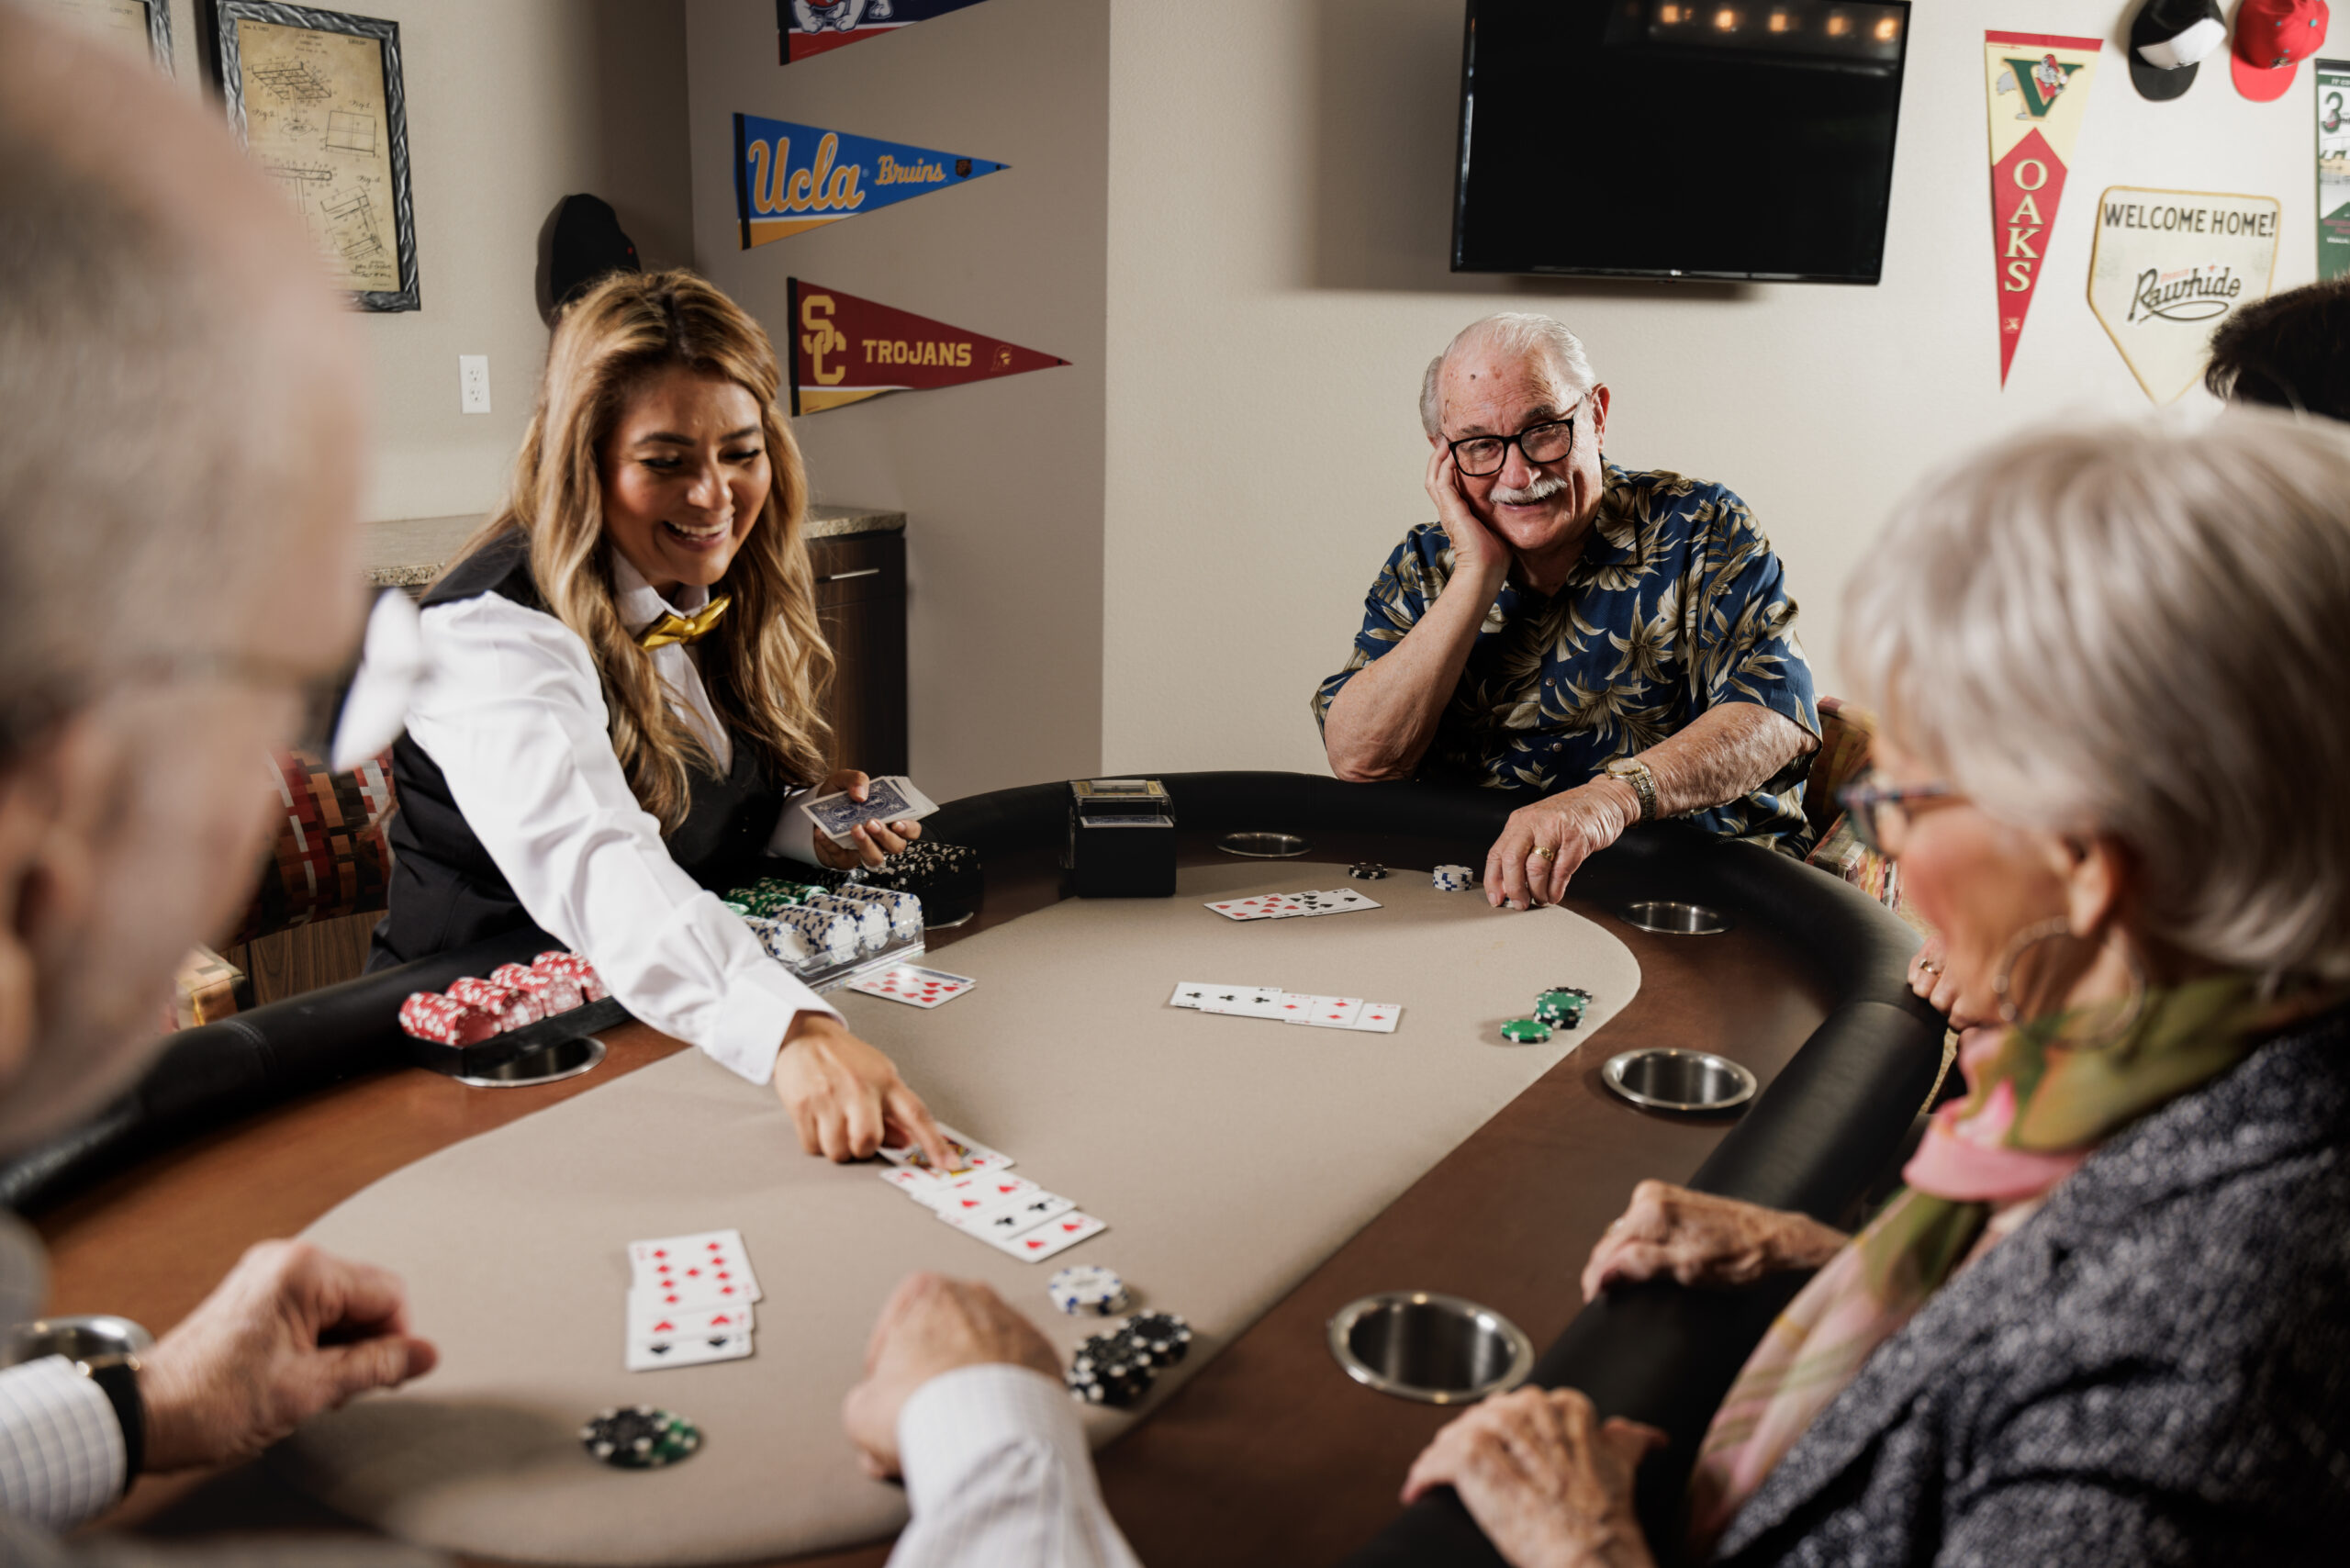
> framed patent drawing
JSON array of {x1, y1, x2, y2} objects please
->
[
  {"x1": 212, "y1": 3, "x2": 420, "y2": 311},
  {"x1": 25, "y1": 0, "x2": 173, "y2": 71}
]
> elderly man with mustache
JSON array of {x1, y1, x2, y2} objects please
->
[{"x1": 1314, "y1": 315, "x2": 1819, "y2": 909}]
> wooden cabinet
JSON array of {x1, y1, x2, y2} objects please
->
[{"x1": 807, "y1": 528, "x2": 908, "y2": 776}]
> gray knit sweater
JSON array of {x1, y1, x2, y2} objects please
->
[{"x1": 1717, "y1": 1009, "x2": 2350, "y2": 1566}]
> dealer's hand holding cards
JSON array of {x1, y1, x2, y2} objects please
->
[{"x1": 802, "y1": 771, "x2": 939, "y2": 870}]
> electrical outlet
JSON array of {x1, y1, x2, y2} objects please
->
[{"x1": 459, "y1": 354, "x2": 491, "y2": 414}]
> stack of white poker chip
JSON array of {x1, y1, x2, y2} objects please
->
[
  {"x1": 1432, "y1": 864, "x2": 1476, "y2": 891},
  {"x1": 1048, "y1": 1264, "x2": 1129, "y2": 1317},
  {"x1": 765, "y1": 905, "x2": 860, "y2": 967},
  {"x1": 821, "y1": 882, "x2": 925, "y2": 944},
  {"x1": 803, "y1": 891, "x2": 890, "y2": 955},
  {"x1": 743, "y1": 914, "x2": 811, "y2": 968}
]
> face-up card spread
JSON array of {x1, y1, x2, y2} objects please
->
[
  {"x1": 1287, "y1": 994, "x2": 1366, "y2": 1029},
  {"x1": 1205, "y1": 894, "x2": 1306, "y2": 922},
  {"x1": 942, "y1": 1190, "x2": 1077, "y2": 1239},
  {"x1": 1199, "y1": 984, "x2": 1287, "y2": 1018},
  {"x1": 625, "y1": 1303, "x2": 756, "y2": 1372},
  {"x1": 926, "y1": 1170, "x2": 1039, "y2": 1216},
  {"x1": 1290, "y1": 889, "x2": 1381, "y2": 917},
  {"x1": 849, "y1": 964, "x2": 977, "y2": 1009},
  {"x1": 628, "y1": 1230, "x2": 762, "y2": 1309},
  {"x1": 979, "y1": 1210, "x2": 1107, "y2": 1262},
  {"x1": 800, "y1": 774, "x2": 941, "y2": 846},
  {"x1": 878, "y1": 1124, "x2": 1013, "y2": 1178}
]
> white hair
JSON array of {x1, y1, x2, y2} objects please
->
[
  {"x1": 1841, "y1": 411, "x2": 2350, "y2": 988},
  {"x1": 1419, "y1": 313, "x2": 1599, "y2": 439}
]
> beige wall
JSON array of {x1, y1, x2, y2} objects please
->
[
  {"x1": 138, "y1": 0, "x2": 692, "y2": 525},
  {"x1": 685, "y1": 0, "x2": 1109, "y2": 801},
  {"x1": 1102, "y1": 0, "x2": 2317, "y2": 777}
]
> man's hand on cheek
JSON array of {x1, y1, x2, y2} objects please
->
[
  {"x1": 841, "y1": 1272, "x2": 1059, "y2": 1480},
  {"x1": 140, "y1": 1240, "x2": 437, "y2": 1473}
]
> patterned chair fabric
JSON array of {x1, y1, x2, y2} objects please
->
[
  {"x1": 225, "y1": 747, "x2": 398, "y2": 948},
  {"x1": 1800, "y1": 697, "x2": 1921, "y2": 932}
]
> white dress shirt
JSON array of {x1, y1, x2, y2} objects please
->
[
  {"x1": 405, "y1": 553, "x2": 839, "y2": 1083},
  {"x1": 890, "y1": 1365, "x2": 1144, "y2": 1568}
]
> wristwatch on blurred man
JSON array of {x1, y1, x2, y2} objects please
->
[{"x1": 1605, "y1": 757, "x2": 1659, "y2": 823}]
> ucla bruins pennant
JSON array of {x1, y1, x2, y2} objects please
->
[
  {"x1": 733, "y1": 114, "x2": 1005, "y2": 248},
  {"x1": 778, "y1": 0, "x2": 993, "y2": 64},
  {"x1": 1984, "y1": 32, "x2": 2102, "y2": 386},
  {"x1": 786, "y1": 279, "x2": 1068, "y2": 415}
]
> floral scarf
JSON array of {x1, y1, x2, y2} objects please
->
[{"x1": 1685, "y1": 971, "x2": 2300, "y2": 1551}]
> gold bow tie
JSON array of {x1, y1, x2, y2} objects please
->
[{"x1": 636, "y1": 594, "x2": 732, "y2": 650}]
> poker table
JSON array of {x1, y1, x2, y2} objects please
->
[{"x1": 17, "y1": 771, "x2": 1942, "y2": 1566}]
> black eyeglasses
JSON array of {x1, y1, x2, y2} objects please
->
[
  {"x1": 1834, "y1": 777, "x2": 1958, "y2": 857},
  {"x1": 1447, "y1": 409, "x2": 1580, "y2": 478}
]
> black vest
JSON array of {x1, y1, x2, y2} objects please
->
[{"x1": 369, "y1": 532, "x2": 790, "y2": 971}]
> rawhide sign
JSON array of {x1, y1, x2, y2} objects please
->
[{"x1": 2087, "y1": 187, "x2": 2280, "y2": 403}]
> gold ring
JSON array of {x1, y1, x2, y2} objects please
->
[{"x1": 1532, "y1": 846, "x2": 1557, "y2": 863}]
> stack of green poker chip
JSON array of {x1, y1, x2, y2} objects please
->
[
  {"x1": 729, "y1": 878, "x2": 818, "y2": 917},
  {"x1": 1534, "y1": 988, "x2": 1592, "y2": 1029},
  {"x1": 1499, "y1": 1017, "x2": 1552, "y2": 1045},
  {"x1": 580, "y1": 1406, "x2": 702, "y2": 1469}
]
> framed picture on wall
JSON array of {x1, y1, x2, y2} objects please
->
[
  {"x1": 210, "y1": 2, "x2": 420, "y2": 312},
  {"x1": 25, "y1": 0, "x2": 173, "y2": 72}
]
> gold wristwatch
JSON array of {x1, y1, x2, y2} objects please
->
[{"x1": 1604, "y1": 757, "x2": 1658, "y2": 823}]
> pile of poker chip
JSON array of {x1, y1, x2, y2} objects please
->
[
  {"x1": 1049, "y1": 1264, "x2": 1130, "y2": 1317},
  {"x1": 1066, "y1": 1311, "x2": 1192, "y2": 1409},
  {"x1": 1431, "y1": 864, "x2": 1476, "y2": 891},
  {"x1": 579, "y1": 1405, "x2": 700, "y2": 1469},
  {"x1": 723, "y1": 878, "x2": 923, "y2": 974},
  {"x1": 397, "y1": 949, "x2": 606, "y2": 1047},
  {"x1": 1499, "y1": 985, "x2": 1595, "y2": 1045},
  {"x1": 1347, "y1": 861, "x2": 1388, "y2": 880}
]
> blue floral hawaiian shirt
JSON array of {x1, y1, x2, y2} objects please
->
[{"x1": 1311, "y1": 463, "x2": 1819, "y2": 852}]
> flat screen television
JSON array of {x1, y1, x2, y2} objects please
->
[{"x1": 1452, "y1": 0, "x2": 1910, "y2": 284}]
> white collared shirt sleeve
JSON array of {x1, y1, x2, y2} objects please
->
[
  {"x1": 0, "y1": 1356, "x2": 124, "y2": 1531},
  {"x1": 889, "y1": 1364, "x2": 1143, "y2": 1568},
  {"x1": 406, "y1": 593, "x2": 838, "y2": 1085}
]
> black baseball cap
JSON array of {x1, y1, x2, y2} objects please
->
[{"x1": 2130, "y1": 0, "x2": 2228, "y2": 100}]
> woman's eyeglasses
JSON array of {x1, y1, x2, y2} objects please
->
[{"x1": 1834, "y1": 777, "x2": 1958, "y2": 857}]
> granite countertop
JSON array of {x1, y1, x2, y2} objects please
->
[{"x1": 364, "y1": 504, "x2": 905, "y2": 588}]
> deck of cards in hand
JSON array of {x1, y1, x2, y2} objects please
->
[
  {"x1": 624, "y1": 1229, "x2": 762, "y2": 1372},
  {"x1": 876, "y1": 1125, "x2": 1109, "y2": 1261},
  {"x1": 798, "y1": 774, "x2": 940, "y2": 846}
]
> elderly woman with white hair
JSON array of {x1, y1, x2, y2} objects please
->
[{"x1": 1396, "y1": 411, "x2": 2350, "y2": 1567}]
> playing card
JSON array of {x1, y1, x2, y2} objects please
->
[
  {"x1": 1292, "y1": 889, "x2": 1379, "y2": 916},
  {"x1": 626, "y1": 1301, "x2": 755, "y2": 1338},
  {"x1": 878, "y1": 1165, "x2": 951, "y2": 1204},
  {"x1": 1204, "y1": 894, "x2": 1305, "y2": 922},
  {"x1": 1285, "y1": 995, "x2": 1366, "y2": 1029},
  {"x1": 849, "y1": 964, "x2": 977, "y2": 1009},
  {"x1": 800, "y1": 775, "x2": 941, "y2": 846},
  {"x1": 1169, "y1": 981, "x2": 1215, "y2": 1010},
  {"x1": 878, "y1": 1123, "x2": 1013, "y2": 1177},
  {"x1": 628, "y1": 1230, "x2": 761, "y2": 1306},
  {"x1": 1349, "y1": 1002, "x2": 1403, "y2": 1033},
  {"x1": 928, "y1": 1170, "x2": 1039, "y2": 1215},
  {"x1": 941, "y1": 1190, "x2": 1077, "y2": 1239},
  {"x1": 978, "y1": 1210, "x2": 1107, "y2": 1262},
  {"x1": 625, "y1": 1306, "x2": 755, "y2": 1372}
]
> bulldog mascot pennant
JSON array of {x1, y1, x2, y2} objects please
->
[{"x1": 777, "y1": 0, "x2": 993, "y2": 64}]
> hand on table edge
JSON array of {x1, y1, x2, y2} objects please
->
[
  {"x1": 1401, "y1": 1385, "x2": 1665, "y2": 1568},
  {"x1": 1484, "y1": 778, "x2": 1639, "y2": 910},
  {"x1": 137, "y1": 1240, "x2": 438, "y2": 1473},
  {"x1": 1580, "y1": 1180, "x2": 1851, "y2": 1304},
  {"x1": 810, "y1": 768, "x2": 923, "y2": 871},
  {"x1": 842, "y1": 1271, "x2": 1061, "y2": 1481},
  {"x1": 773, "y1": 1012, "x2": 953, "y2": 1168}
]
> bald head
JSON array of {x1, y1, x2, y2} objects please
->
[{"x1": 0, "y1": 2, "x2": 372, "y2": 1148}]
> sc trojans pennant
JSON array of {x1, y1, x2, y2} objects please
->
[
  {"x1": 777, "y1": 0, "x2": 994, "y2": 64},
  {"x1": 1985, "y1": 32, "x2": 2103, "y2": 386},
  {"x1": 733, "y1": 114, "x2": 1005, "y2": 248},
  {"x1": 788, "y1": 280, "x2": 1069, "y2": 414}
]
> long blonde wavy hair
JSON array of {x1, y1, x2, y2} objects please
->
[{"x1": 454, "y1": 270, "x2": 834, "y2": 833}]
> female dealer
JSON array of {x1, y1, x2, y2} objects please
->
[{"x1": 374, "y1": 270, "x2": 949, "y2": 1167}]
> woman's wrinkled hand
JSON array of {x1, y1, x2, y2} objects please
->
[
  {"x1": 1580, "y1": 1181, "x2": 1848, "y2": 1304},
  {"x1": 1401, "y1": 1385, "x2": 1664, "y2": 1568}
]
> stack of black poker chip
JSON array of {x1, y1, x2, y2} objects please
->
[
  {"x1": 1067, "y1": 1327, "x2": 1155, "y2": 1408},
  {"x1": 1120, "y1": 1311, "x2": 1192, "y2": 1369}
]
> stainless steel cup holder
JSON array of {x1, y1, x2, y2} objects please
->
[
  {"x1": 453, "y1": 1033, "x2": 607, "y2": 1089},
  {"x1": 1601, "y1": 1047, "x2": 1757, "y2": 1114},
  {"x1": 1217, "y1": 831, "x2": 1310, "y2": 858},
  {"x1": 1326, "y1": 1291, "x2": 1536, "y2": 1405},
  {"x1": 3, "y1": 1314, "x2": 153, "y2": 1368},
  {"x1": 1621, "y1": 900, "x2": 1730, "y2": 935}
]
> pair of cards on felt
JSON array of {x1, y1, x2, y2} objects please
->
[
  {"x1": 876, "y1": 1125, "x2": 1109, "y2": 1263},
  {"x1": 625, "y1": 1228, "x2": 762, "y2": 1372},
  {"x1": 1170, "y1": 982, "x2": 1401, "y2": 1033},
  {"x1": 1205, "y1": 888, "x2": 1379, "y2": 922}
]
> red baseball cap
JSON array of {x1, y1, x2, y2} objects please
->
[{"x1": 2232, "y1": 0, "x2": 2330, "y2": 101}]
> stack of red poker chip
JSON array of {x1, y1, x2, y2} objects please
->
[
  {"x1": 513, "y1": 957, "x2": 583, "y2": 1014},
  {"x1": 446, "y1": 975, "x2": 533, "y2": 1031},
  {"x1": 489, "y1": 962, "x2": 565, "y2": 1018},
  {"x1": 536, "y1": 950, "x2": 608, "y2": 1002},
  {"x1": 397, "y1": 991, "x2": 502, "y2": 1047}
]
